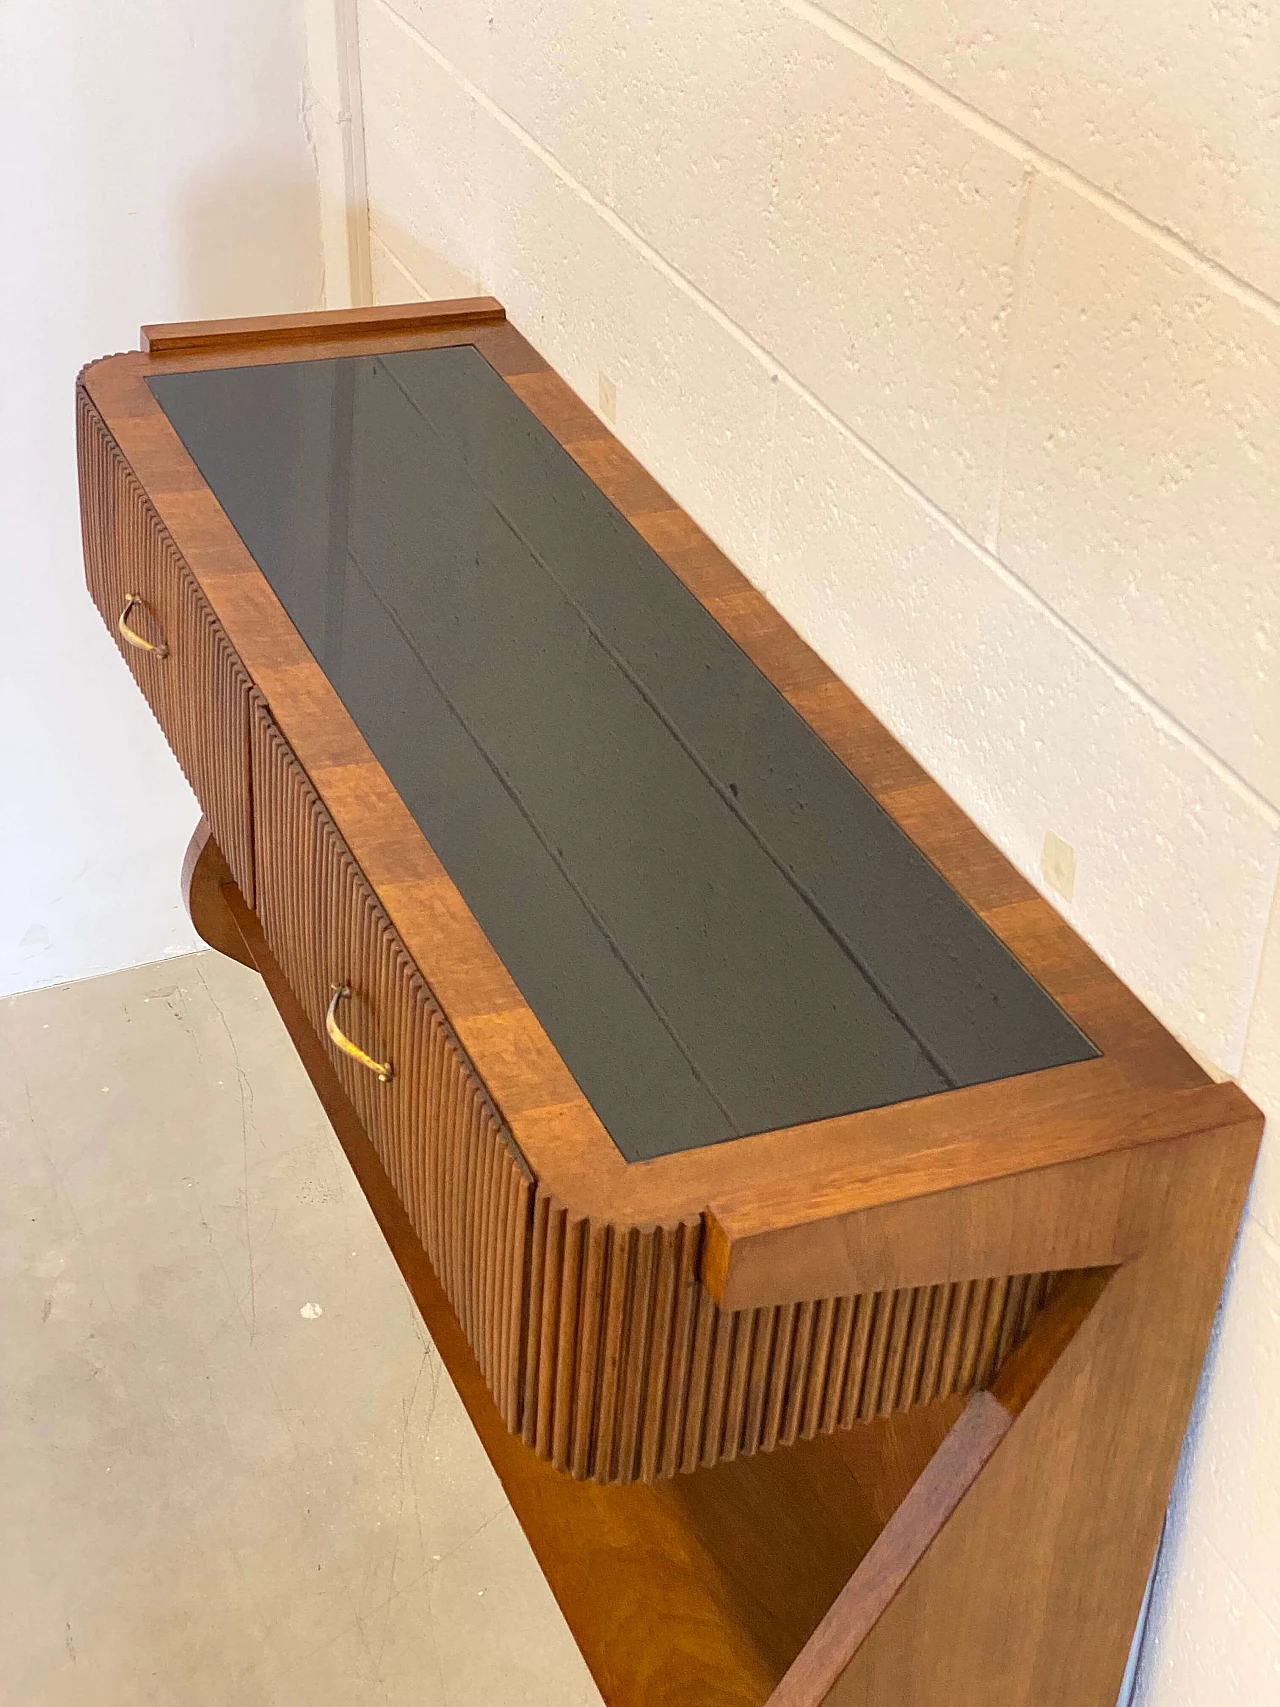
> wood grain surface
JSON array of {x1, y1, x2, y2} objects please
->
[
  {"x1": 520, "y1": 1199, "x2": 1057, "y2": 1483},
  {"x1": 768, "y1": 1270, "x2": 1112, "y2": 1707},
  {"x1": 212, "y1": 863, "x2": 965, "y2": 1707},
  {"x1": 76, "y1": 306, "x2": 1260, "y2": 1467},
  {"x1": 79, "y1": 300, "x2": 1265, "y2": 1701},
  {"x1": 767, "y1": 1391, "x2": 1014, "y2": 1707},
  {"x1": 181, "y1": 819, "x2": 254, "y2": 969},
  {"x1": 78, "y1": 384, "x2": 255, "y2": 904},
  {"x1": 804, "y1": 1119, "x2": 1258, "y2": 1707},
  {"x1": 76, "y1": 317, "x2": 1230, "y2": 1273},
  {"x1": 193, "y1": 847, "x2": 1257, "y2": 1707},
  {"x1": 140, "y1": 295, "x2": 505, "y2": 354},
  {"x1": 252, "y1": 705, "x2": 532, "y2": 1429}
]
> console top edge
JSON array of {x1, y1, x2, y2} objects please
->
[{"x1": 77, "y1": 302, "x2": 1225, "y2": 1238}]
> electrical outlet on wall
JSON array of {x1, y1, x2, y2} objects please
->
[
  {"x1": 1041, "y1": 831, "x2": 1076, "y2": 903},
  {"x1": 598, "y1": 371, "x2": 617, "y2": 425}
]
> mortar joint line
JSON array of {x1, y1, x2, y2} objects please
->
[
  {"x1": 372, "y1": 0, "x2": 1280, "y2": 828},
  {"x1": 787, "y1": 0, "x2": 1280, "y2": 328}
]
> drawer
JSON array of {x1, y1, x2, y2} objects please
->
[
  {"x1": 250, "y1": 701, "x2": 531, "y2": 1428},
  {"x1": 77, "y1": 384, "x2": 255, "y2": 903}
]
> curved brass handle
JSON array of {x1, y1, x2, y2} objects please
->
[
  {"x1": 326, "y1": 984, "x2": 394, "y2": 1083},
  {"x1": 118, "y1": 594, "x2": 169, "y2": 658}
]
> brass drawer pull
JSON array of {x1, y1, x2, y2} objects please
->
[
  {"x1": 118, "y1": 593, "x2": 168, "y2": 657},
  {"x1": 326, "y1": 983, "x2": 394, "y2": 1083}
]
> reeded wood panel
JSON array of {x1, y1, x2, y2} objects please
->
[
  {"x1": 251, "y1": 702, "x2": 1064, "y2": 1482},
  {"x1": 78, "y1": 385, "x2": 166, "y2": 715},
  {"x1": 249, "y1": 700, "x2": 1062, "y2": 1481},
  {"x1": 76, "y1": 382, "x2": 255, "y2": 904},
  {"x1": 522, "y1": 1194, "x2": 1060, "y2": 1485},
  {"x1": 251, "y1": 702, "x2": 531, "y2": 1425}
]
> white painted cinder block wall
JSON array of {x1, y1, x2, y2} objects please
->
[
  {"x1": 349, "y1": 2, "x2": 1280, "y2": 1699},
  {"x1": 0, "y1": 0, "x2": 322, "y2": 998}
]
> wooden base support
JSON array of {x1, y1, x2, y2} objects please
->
[
  {"x1": 183, "y1": 822, "x2": 1259, "y2": 1707},
  {"x1": 181, "y1": 817, "x2": 255, "y2": 969}
]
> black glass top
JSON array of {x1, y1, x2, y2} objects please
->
[{"x1": 150, "y1": 347, "x2": 1094, "y2": 1162}]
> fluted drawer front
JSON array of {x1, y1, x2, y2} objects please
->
[
  {"x1": 76, "y1": 383, "x2": 254, "y2": 904},
  {"x1": 249, "y1": 704, "x2": 1064, "y2": 1485},
  {"x1": 250, "y1": 702, "x2": 531, "y2": 1426},
  {"x1": 522, "y1": 1196, "x2": 1062, "y2": 1485}
]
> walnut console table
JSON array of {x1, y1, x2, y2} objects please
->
[{"x1": 78, "y1": 299, "x2": 1261, "y2": 1707}]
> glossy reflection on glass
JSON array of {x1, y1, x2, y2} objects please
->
[{"x1": 149, "y1": 348, "x2": 1095, "y2": 1162}]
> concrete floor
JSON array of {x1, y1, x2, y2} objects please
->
[{"x1": 1, "y1": 951, "x2": 604, "y2": 1707}]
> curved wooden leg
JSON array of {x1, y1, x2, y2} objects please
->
[{"x1": 182, "y1": 816, "x2": 256, "y2": 969}]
